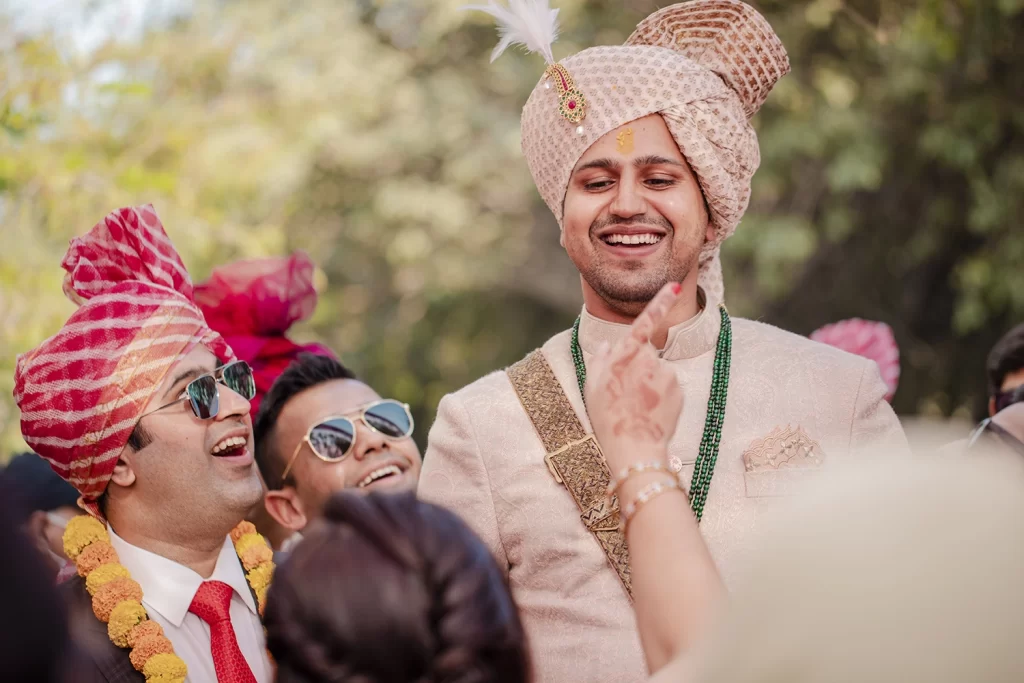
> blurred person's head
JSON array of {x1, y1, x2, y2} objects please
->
[
  {"x1": 0, "y1": 478, "x2": 79, "y2": 682},
  {"x1": 264, "y1": 491, "x2": 530, "y2": 683},
  {"x1": 987, "y1": 322, "x2": 1024, "y2": 416},
  {"x1": 686, "y1": 453, "x2": 1024, "y2": 683},
  {"x1": 507, "y1": 0, "x2": 788, "y2": 313},
  {"x1": 13, "y1": 205, "x2": 262, "y2": 549},
  {"x1": 255, "y1": 353, "x2": 422, "y2": 534},
  {"x1": 1, "y1": 453, "x2": 84, "y2": 574}
]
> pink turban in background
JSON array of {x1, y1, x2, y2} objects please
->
[
  {"x1": 520, "y1": 0, "x2": 790, "y2": 303},
  {"x1": 13, "y1": 205, "x2": 233, "y2": 516},
  {"x1": 195, "y1": 251, "x2": 335, "y2": 419},
  {"x1": 811, "y1": 319, "x2": 901, "y2": 402}
]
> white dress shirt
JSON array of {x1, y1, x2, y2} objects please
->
[{"x1": 108, "y1": 526, "x2": 272, "y2": 683}]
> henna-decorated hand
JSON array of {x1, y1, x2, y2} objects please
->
[{"x1": 586, "y1": 282, "x2": 684, "y2": 474}]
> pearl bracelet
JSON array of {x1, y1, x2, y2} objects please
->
[
  {"x1": 605, "y1": 461, "x2": 670, "y2": 502},
  {"x1": 619, "y1": 477, "x2": 689, "y2": 532}
]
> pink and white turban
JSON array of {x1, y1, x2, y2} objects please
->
[
  {"x1": 13, "y1": 205, "x2": 233, "y2": 517},
  {"x1": 515, "y1": 0, "x2": 790, "y2": 302}
]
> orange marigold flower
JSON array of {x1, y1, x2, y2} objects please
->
[
  {"x1": 142, "y1": 652, "x2": 188, "y2": 682},
  {"x1": 86, "y1": 563, "x2": 131, "y2": 596},
  {"x1": 230, "y1": 521, "x2": 256, "y2": 542},
  {"x1": 63, "y1": 516, "x2": 108, "y2": 560},
  {"x1": 128, "y1": 620, "x2": 164, "y2": 649},
  {"x1": 239, "y1": 543, "x2": 273, "y2": 571},
  {"x1": 246, "y1": 562, "x2": 273, "y2": 593},
  {"x1": 108, "y1": 600, "x2": 147, "y2": 648},
  {"x1": 76, "y1": 541, "x2": 119, "y2": 577},
  {"x1": 92, "y1": 578, "x2": 144, "y2": 622},
  {"x1": 129, "y1": 634, "x2": 174, "y2": 672},
  {"x1": 256, "y1": 586, "x2": 268, "y2": 616}
]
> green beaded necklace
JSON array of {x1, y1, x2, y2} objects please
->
[{"x1": 570, "y1": 305, "x2": 732, "y2": 522}]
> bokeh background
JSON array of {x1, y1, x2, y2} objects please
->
[{"x1": 1, "y1": 0, "x2": 1022, "y2": 456}]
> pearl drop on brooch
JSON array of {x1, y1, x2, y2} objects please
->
[
  {"x1": 543, "y1": 80, "x2": 552, "y2": 90},
  {"x1": 576, "y1": 125, "x2": 585, "y2": 136}
]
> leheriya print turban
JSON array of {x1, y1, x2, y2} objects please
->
[
  {"x1": 13, "y1": 205, "x2": 233, "y2": 517},
  {"x1": 473, "y1": 0, "x2": 790, "y2": 302}
]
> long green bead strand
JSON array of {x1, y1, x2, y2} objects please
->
[{"x1": 570, "y1": 305, "x2": 732, "y2": 523}]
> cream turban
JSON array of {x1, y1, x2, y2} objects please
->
[{"x1": 519, "y1": 0, "x2": 790, "y2": 301}]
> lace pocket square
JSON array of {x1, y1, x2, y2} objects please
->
[{"x1": 743, "y1": 425, "x2": 825, "y2": 497}]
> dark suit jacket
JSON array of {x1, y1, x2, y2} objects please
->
[{"x1": 61, "y1": 576, "x2": 144, "y2": 683}]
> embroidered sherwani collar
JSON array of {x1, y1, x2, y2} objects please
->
[{"x1": 577, "y1": 288, "x2": 720, "y2": 361}]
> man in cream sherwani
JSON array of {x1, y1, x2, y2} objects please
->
[{"x1": 419, "y1": 2, "x2": 909, "y2": 682}]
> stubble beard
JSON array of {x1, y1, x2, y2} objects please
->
[{"x1": 576, "y1": 221, "x2": 702, "y2": 318}]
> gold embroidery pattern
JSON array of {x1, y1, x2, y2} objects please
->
[
  {"x1": 507, "y1": 350, "x2": 632, "y2": 598},
  {"x1": 743, "y1": 425, "x2": 824, "y2": 472}
]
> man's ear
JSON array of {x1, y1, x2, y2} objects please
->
[
  {"x1": 990, "y1": 397, "x2": 998, "y2": 418},
  {"x1": 264, "y1": 488, "x2": 309, "y2": 533},
  {"x1": 109, "y1": 452, "x2": 137, "y2": 488}
]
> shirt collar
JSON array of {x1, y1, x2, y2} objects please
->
[
  {"x1": 577, "y1": 287, "x2": 721, "y2": 361},
  {"x1": 107, "y1": 526, "x2": 259, "y2": 627}
]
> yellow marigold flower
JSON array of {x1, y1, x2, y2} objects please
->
[
  {"x1": 86, "y1": 563, "x2": 131, "y2": 596},
  {"x1": 108, "y1": 600, "x2": 148, "y2": 648},
  {"x1": 129, "y1": 634, "x2": 174, "y2": 672},
  {"x1": 239, "y1": 542, "x2": 273, "y2": 571},
  {"x1": 146, "y1": 673, "x2": 187, "y2": 683},
  {"x1": 230, "y1": 521, "x2": 256, "y2": 542},
  {"x1": 128, "y1": 620, "x2": 164, "y2": 649},
  {"x1": 76, "y1": 541, "x2": 119, "y2": 577},
  {"x1": 63, "y1": 515, "x2": 108, "y2": 560},
  {"x1": 142, "y1": 652, "x2": 188, "y2": 681},
  {"x1": 92, "y1": 578, "x2": 144, "y2": 622},
  {"x1": 233, "y1": 532, "x2": 267, "y2": 556},
  {"x1": 246, "y1": 562, "x2": 274, "y2": 592}
]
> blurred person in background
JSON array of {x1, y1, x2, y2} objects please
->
[
  {"x1": 196, "y1": 251, "x2": 337, "y2": 551},
  {"x1": 253, "y1": 353, "x2": 422, "y2": 546},
  {"x1": 987, "y1": 322, "x2": 1024, "y2": 417},
  {"x1": 2, "y1": 452, "x2": 85, "y2": 579},
  {"x1": 14, "y1": 205, "x2": 274, "y2": 682},
  {"x1": 967, "y1": 401, "x2": 1024, "y2": 459},
  {"x1": 0, "y1": 478, "x2": 81, "y2": 682},
  {"x1": 669, "y1": 452, "x2": 1024, "y2": 683},
  {"x1": 264, "y1": 491, "x2": 530, "y2": 683},
  {"x1": 420, "y1": 2, "x2": 908, "y2": 681}
]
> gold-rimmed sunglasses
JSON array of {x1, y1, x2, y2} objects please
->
[{"x1": 280, "y1": 399, "x2": 415, "y2": 481}]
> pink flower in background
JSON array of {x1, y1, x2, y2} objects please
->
[{"x1": 810, "y1": 319, "x2": 900, "y2": 402}]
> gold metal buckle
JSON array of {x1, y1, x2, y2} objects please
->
[{"x1": 543, "y1": 434, "x2": 598, "y2": 484}]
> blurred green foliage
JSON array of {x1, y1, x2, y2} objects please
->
[{"x1": 1, "y1": 0, "x2": 1022, "y2": 457}]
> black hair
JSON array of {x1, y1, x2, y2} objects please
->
[
  {"x1": 254, "y1": 353, "x2": 357, "y2": 490},
  {"x1": 987, "y1": 323, "x2": 1024, "y2": 396}
]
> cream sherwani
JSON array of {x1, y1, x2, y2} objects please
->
[{"x1": 419, "y1": 294, "x2": 908, "y2": 683}]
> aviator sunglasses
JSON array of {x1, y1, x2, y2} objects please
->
[
  {"x1": 280, "y1": 399, "x2": 415, "y2": 481},
  {"x1": 141, "y1": 360, "x2": 256, "y2": 420}
]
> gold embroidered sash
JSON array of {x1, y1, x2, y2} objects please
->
[{"x1": 506, "y1": 350, "x2": 632, "y2": 599}]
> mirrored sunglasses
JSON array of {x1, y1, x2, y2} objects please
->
[
  {"x1": 280, "y1": 399, "x2": 414, "y2": 482},
  {"x1": 994, "y1": 385, "x2": 1024, "y2": 414},
  {"x1": 142, "y1": 360, "x2": 256, "y2": 421}
]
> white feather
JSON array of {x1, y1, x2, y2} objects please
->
[{"x1": 463, "y1": 0, "x2": 561, "y2": 64}]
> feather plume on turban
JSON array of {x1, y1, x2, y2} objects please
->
[
  {"x1": 195, "y1": 251, "x2": 336, "y2": 419},
  {"x1": 13, "y1": 205, "x2": 233, "y2": 517},
  {"x1": 514, "y1": 0, "x2": 790, "y2": 302}
]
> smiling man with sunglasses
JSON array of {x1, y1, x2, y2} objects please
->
[
  {"x1": 14, "y1": 205, "x2": 272, "y2": 682},
  {"x1": 253, "y1": 353, "x2": 421, "y2": 539}
]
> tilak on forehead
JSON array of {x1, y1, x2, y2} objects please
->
[
  {"x1": 472, "y1": 0, "x2": 790, "y2": 301},
  {"x1": 13, "y1": 205, "x2": 233, "y2": 517}
]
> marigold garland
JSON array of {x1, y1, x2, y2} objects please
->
[{"x1": 64, "y1": 516, "x2": 275, "y2": 683}]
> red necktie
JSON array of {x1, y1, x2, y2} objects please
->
[{"x1": 189, "y1": 580, "x2": 258, "y2": 683}]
